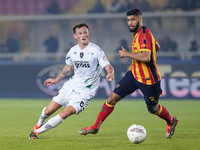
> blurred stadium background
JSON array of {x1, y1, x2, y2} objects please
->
[{"x1": 0, "y1": 0, "x2": 199, "y2": 99}]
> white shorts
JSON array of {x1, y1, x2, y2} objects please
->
[{"x1": 53, "y1": 82, "x2": 95, "y2": 115}]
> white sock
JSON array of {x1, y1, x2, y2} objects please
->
[
  {"x1": 37, "y1": 107, "x2": 50, "y2": 126},
  {"x1": 35, "y1": 114, "x2": 64, "y2": 135}
]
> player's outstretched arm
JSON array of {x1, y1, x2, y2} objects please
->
[
  {"x1": 105, "y1": 64, "x2": 115, "y2": 82},
  {"x1": 44, "y1": 64, "x2": 74, "y2": 87},
  {"x1": 118, "y1": 46, "x2": 151, "y2": 62}
]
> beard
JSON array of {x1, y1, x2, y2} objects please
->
[{"x1": 128, "y1": 21, "x2": 139, "y2": 33}]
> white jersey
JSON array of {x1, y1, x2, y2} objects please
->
[
  {"x1": 53, "y1": 42, "x2": 110, "y2": 114},
  {"x1": 65, "y1": 42, "x2": 110, "y2": 92}
]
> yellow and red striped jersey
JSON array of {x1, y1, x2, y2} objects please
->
[{"x1": 129, "y1": 26, "x2": 161, "y2": 85}]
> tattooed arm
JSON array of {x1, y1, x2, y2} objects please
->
[
  {"x1": 104, "y1": 64, "x2": 115, "y2": 82},
  {"x1": 44, "y1": 64, "x2": 74, "y2": 87}
]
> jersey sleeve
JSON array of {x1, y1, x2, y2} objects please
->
[
  {"x1": 65, "y1": 49, "x2": 73, "y2": 66},
  {"x1": 97, "y1": 48, "x2": 110, "y2": 68}
]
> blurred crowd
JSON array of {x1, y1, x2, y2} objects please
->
[
  {"x1": 0, "y1": 0, "x2": 200, "y2": 16},
  {"x1": 0, "y1": 0, "x2": 200, "y2": 62}
]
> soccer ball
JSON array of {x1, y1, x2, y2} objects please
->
[{"x1": 127, "y1": 124, "x2": 147, "y2": 144}]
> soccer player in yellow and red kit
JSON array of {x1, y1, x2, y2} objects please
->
[{"x1": 79, "y1": 9, "x2": 178, "y2": 139}]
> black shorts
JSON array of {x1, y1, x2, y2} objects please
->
[{"x1": 113, "y1": 71, "x2": 162, "y2": 106}]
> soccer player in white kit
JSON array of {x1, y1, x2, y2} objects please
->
[{"x1": 29, "y1": 23, "x2": 115, "y2": 139}]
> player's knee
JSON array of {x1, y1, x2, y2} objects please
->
[
  {"x1": 147, "y1": 105, "x2": 157, "y2": 114},
  {"x1": 44, "y1": 107, "x2": 54, "y2": 116},
  {"x1": 107, "y1": 98, "x2": 118, "y2": 105},
  {"x1": 59, "y1": 106, "x2": 76, "y2": 119},
  {"x1": 107, "y1": 93, "x2": 121, "y2": 105}
]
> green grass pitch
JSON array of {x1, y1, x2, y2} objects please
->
[{"x1": 0, "y1": 99, "x2": 199, "y2": 150}]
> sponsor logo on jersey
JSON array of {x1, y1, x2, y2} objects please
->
[{"x1": 74, "y1": 61, "x2": 90, "y2": 68}]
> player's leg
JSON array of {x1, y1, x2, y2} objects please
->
[
  {"x1": 140, "y1": 80, "x2": 178, "y2": 138},
  {"x1": 147, "y1": 103, "x2": 173, "y2": 125},
  {"x1": 41, "y1": 96, "x2": 90, "y2": 135},
  {"x1": 79, "y1": 71, "x2": 138, "y2": 135},
  {"x1": 32, "y1": 100, "x2": 62, "y2": 131},
  {"x1": 78, "y1": 92, "x2": 121, "y2": 135},
  {"x1": 147, "y1": 103, "x2": 178, "y2": 138},
  {"x1": 33, "y1": 105, "x2": 76, "y2": 135},
  {"x1": 30, "y1": 87, "x2": 90, "y2": 139},
  {"x1": 30, "y1": 83, "x2": 70, "y2": 139},
  {"x1": 152, "y1": 103, "x2": 178, "y2": 138},
  {"x1": 29, "y1": 100, "x2": 63, "y2": 139},
  {"x1": 31, "y1": 83, "x2": 69, "y2": 133},
  {"x1": 93, "y1": 92, "x2": 121, "y2": 129},
  {"x1": 30, "y1": 105, "x2": 77, "y2": 139}
]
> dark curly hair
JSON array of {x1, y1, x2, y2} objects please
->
[{"x1": 126, "y1": 9, "x2": 142, "y2": 17}]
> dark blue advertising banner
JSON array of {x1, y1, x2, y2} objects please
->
[{"x1": 0, "y1": 62, "x2": 199, "y2": 99}]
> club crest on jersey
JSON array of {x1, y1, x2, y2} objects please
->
[{"x1": 80, "y1": 52, "x2": 84, "y2": 58}]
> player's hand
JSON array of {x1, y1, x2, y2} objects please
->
[
  {"x1": 44, "y1": 78, "x2": 59, "y2": 87},
  {"x1": 118, "y1": 46, "x2": 129, "y2": 58},
  {"x1": 106, "y1": 73, "x2": 115, "y2": 82}
]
